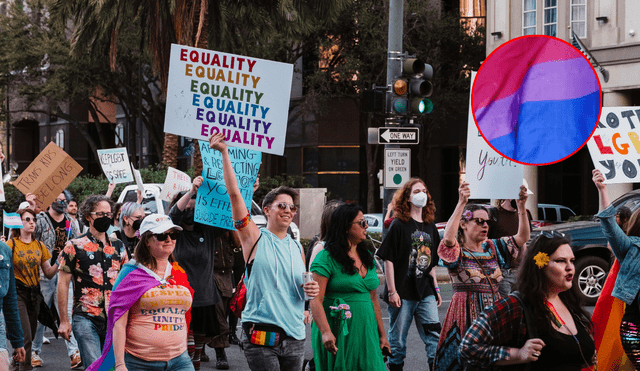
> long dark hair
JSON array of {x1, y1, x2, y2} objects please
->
[
  {"x1": 515, "y1": 234, "x2": 592, "y2": 337},
  {"x1": 320, "y1": 200, "x2": 344, "y2": 241},
  {"x1": 324, "y1": 203, "x2": 374, "y2": 274},
  {"x1": 392, "y1": 178, "x2": 436, "y2": 224},
  {"x1": 133, "y1": 231, "x2": 176, "y2": 271}
]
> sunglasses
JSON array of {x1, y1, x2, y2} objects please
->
[
  {"x1": 538, "y1": 230, "x2": 566, "y2": 239},
  {"x1": 22, "y1": 217, "x2": 35, "y2": 223},
  {"x1": 275, "y1": 203, "x2": 298, "y2": 212},
  {"x1": 470, "y1": 218, "x2": 492, "y2": 226},
  {"x1": 352, "y1": 220, "x2": 368, "y2": 228},
  {"x1": 153, "y1": 232, "x2": 180, "y2": 241}
]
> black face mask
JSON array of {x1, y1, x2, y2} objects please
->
[
  {"x1": 132, "y1": 219, "x2": 142, "y2": 231},
  {"x1": 93, "y1": 216, "x2": 112, "y2": 233},
  {"x1": 183, "y1": 208, "x2": 195, "y2": 226},
  {"x1": 51, "y1": 200, "x2": 66, "y2": 213}
]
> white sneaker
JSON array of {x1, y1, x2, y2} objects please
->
[
  {"x1": 42, "y1": 337, "x2": 50, "y2": 345},
  {"x1": 32, "y1": 351, "x2": 43, "y2": 367}
]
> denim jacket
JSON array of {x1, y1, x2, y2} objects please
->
[
  {"x1": 597, "y1": 205, "x2": 640, "y2": 304},
  {"x1": 0, "y1": 241, "x2": 25, "y2": 348}
]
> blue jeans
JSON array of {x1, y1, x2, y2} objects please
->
[
  {"x1": 387, "y1": 295, "x2": 441, "y2": 366},
  {"x1": 33, "y1": 275, "x2": 79, "y2": 356},
  {"x1": 125, "y1": 350, "x2": 195, "y2": 371},
  {"x1": 242, "y1": 337, "x2": 305, "y2": 371},
  {"x1": 0, "y1": 310, "x2": 5, "y2": 350},
  {"x1": 73, "y1": 314, "x2": 106, "y2": 368}
]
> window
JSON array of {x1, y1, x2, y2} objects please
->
[
  {"x1": 115, "y1": 123, "x2": 124, "y2": 147},
  {"x1": 55, "y1": 129, "x2": 64, "y2": 150},
  {"x1": 523, "y1": 0, "x2": 536, "y2": 35},
  {"x1": 560, "y1": 207, "x2": 575, "y2": 221},
  {"x1": 571, "y1": 0, "x2": 586, "y2": 38},
  {"x1": 543, "y1": 0, "x2": 557, "y2": 37}
]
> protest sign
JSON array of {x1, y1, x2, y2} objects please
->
[
  {"x1": 131, "y1": 164, "x2": 145, "y2": 193},
  {"x1": 161, "y1": 167, "x2": 192, "y2": 202},
  {"x1": 0, "y1": 167, "x2": 5, "y2": 203},
  {"x1": 97, "y1": 148, "x2": 133, "y2": 184},
  {"x1": 14, "y1": 142, "x2": 83, "y2": 210},
  {"x1": 586, "y1": 106, "x2": 640, "y2": 183},
  {"x1": 195, "y1": 140, "x2": 261, "y2": 230},
  {"x1": 164, "y1": 44, "x2": 293, "y2": 156},
  {"x1": 466, "y1": 72, "x2": 523, "y2": 199}
]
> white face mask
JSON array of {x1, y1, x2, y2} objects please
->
[{"x1": 411, "y1": 192, "x2": 428, "y2": 208}]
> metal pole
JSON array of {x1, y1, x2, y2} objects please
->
[{"x1": 382, "y1": 0, "x2": 403, "y2": 237}]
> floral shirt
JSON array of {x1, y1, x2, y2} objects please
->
[{"x1": 58, "y1": 233, "x2": 128, "y2": 320}]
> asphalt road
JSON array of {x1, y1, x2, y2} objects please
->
[{"x1": 11, "y1": 279, "x2": 594, "y2": 370}]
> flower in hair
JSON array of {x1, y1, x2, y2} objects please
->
[
  {"x1": 462, "y1": 210, "x2": 473, "y2": 221},
  {"x1": 534, "y1": 252, "x2": 549, "y2": 269}
]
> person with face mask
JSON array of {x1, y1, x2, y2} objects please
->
[
  {"x1": 114, "y1": 203, "x2": 145, "y2": 259},
  {"x1": 376, "y1": 179, "x2": 442, "y2": 371},
  {"x1": 56, "y1": 195, "x2": 129, "y2": 368},
  {"x1": 28, "y1": 191, "x2": 82, "y2": 368},
  {"x1": 168, "y1": 177, "x2": 224, "y2": 371}
]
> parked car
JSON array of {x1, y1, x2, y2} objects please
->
[
  {"x1": 364, "y1": 213, "x2": 383, "y2": 234},
  {"x1": 535, "y1": 190, "x2": 640, "y2": 305},
  {"x1": 532, "y1": 203, "x2": 576, "y2": 228}
]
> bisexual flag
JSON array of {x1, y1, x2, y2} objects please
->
[{"x1": 472, "y1": 36, "x2": 601, "y2": 165}]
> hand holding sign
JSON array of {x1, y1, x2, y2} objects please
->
[
  {"x1": 458, "y1": 182, "x2": 471, "y2": 204},
  {"x1": 97, "y1": 148, "x2": 133, "y2": 184}
]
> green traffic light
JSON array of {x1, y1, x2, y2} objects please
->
[
  {"x1": 420, "y1": 99, "x2": 433, "y2": 114},
  {"x1": 393, "y1": 98, "x2": 408, "y2": 114}
]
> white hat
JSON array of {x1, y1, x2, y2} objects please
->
[
  {"x1": 139, "y1": 214, "x2": 183, "y2": 235},
  {"x1": 18, "y1": 202, "x2": 30, "y2": 211}
]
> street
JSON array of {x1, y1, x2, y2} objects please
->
[{"x1": 8, "y1": 275, "x2": 595, "y2": 370}]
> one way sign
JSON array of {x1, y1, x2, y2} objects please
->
[{"x1": 378, "y1": 127, "x2": 420, "y2": 144}]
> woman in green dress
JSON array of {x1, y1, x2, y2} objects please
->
[{"x1": 310, "y1": 203, "x2": 391, "y2": 371}]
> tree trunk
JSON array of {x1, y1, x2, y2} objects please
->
[{"x1": 162, "y1": 133, "x2": 179, "y2": 168}]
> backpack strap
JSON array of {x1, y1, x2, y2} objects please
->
[
  {"x1": 245, "y1": 234, "x2": 262, "y2": 280},
  {"x1": 511, "y1": 290, "x2": 538, "y2": 338}
]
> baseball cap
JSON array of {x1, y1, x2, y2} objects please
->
[
  {"x1": 139, "y1": 214, "x2": 183, "y2": 235},
  {"x1": 18, "y1": 202, "x2": 30, "y2": 211}
]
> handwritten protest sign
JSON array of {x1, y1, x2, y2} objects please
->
[
  {"x1": 97, "y1": 148, "x2": 133, "y2": 184},
  {"x1": 14, "y1": 142, "x2": 83, "y2": 210},
  {"x1": 466, "y1": 72, "x2": 523, "y2": 199},
  {"x1": 587, "y1": 106, "x2": 640, "y2": 183},
  {"x1": 195, "y1": 140, "x2": 261, "y2": 230},
  {"x1": 0, "y1": 167, "x2": 5, "y2": 203},
  {"x1": 161, "y1": 167, "x2": 192, "y2": 202},
  {"x1": 131, "y1": 164, "x2": 145, "y2": 193},
  {"x1": 164, "y1": 44, "x2": 293, "y2": 156}
]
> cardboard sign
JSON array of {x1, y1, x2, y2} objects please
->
[
  {"x1": 14, "y1": 142, "x2": 83, "y2": 210},
  {"x1": 97, "y1": 148, "x2": 133, "y2": 184},
  {"x1": 586, "y1": 106, "x2": 640, "y2": 183},
  {"x1": 131, "y1": 164, "x2": 145, "y2": 193},
  {"x1": 465, "y1": 72, "x2": 523, "y2": 199},
  {"x1": 164, "y1": 44, "x2": 293, "y2": 156},
  {"x1": 161, "y1": 167, "x2": 192, "y2": 202},
  {"x1": 195, "y1": 140, "x2": 261, "y2": 230},
  {"x1": 0, "y1": 167, "x2": 5, "y2": 203}
]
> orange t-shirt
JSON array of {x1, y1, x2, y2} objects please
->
[{"x1": 125, "y1": 284, "x2": 192, "y2": 361}]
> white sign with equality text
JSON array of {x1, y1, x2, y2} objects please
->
[
  {"x1": 465, "y1": 71, "x2": 523, "y2": 199},
  {"x1": 164, "y1": 44, "x2": 293, "y2": 156},
  {"x1": 587, "y1": 106, "x2": 640, "y2": 183}
]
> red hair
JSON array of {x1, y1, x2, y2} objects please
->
[{"x1": 392, "y1": 178, "x2": 436, "y2": 224}]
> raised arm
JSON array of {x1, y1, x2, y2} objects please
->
[
  {"x1": 513, "y1": 185, "x2": 531, "y2": 248},
  {"x1": 209, "y1": 133, "x2": 260, "y2": 261},
  {"x1": 442, "y1": 182, "x2": 470, "y2": 246},
  {"x1": 592, "y1": 169, "x2": 611, "y2": 212}
]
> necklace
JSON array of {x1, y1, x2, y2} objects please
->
[{"x1": 546, "y1": 301, "x2": 596, "y2": 370}]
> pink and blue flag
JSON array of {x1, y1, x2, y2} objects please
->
[
  {"x1": 3, "y1": 211, "x2": 23, "y2": 229},
  {"x1": 472, "y1": 36, "x2": 601, "y2": 165}
]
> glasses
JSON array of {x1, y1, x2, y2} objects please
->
[
  {"x1": 470, "y1": 218, "x2": 492, "y2": 226},
  {"x1": 275, "y1": 203, "x2": 298, "y2": 212},
  {"x1": 22, "y1": 217, "x2": 34, "y2": 223},
  {"x1": 352, "y1": 220, "x2": 368, "y2": 228},
  {"x1": 55, "y1": 198, "x2": 66, "y2": 203},
  {"x1": 154, "y1": 232, "x2": 180, "y2": 241},
  {"x1": 90, "y1": 212, "x2": 114, "y2": 218}
]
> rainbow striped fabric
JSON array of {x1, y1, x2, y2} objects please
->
[
  {"x1": 250, "y1": 329, "x2": 280, "y2": 346},
  {"x1": 472, "y1": 36, "x2": 601, "y2": 165}
]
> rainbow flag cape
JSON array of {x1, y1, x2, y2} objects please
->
[
  {"x1": 86, "y1": 261, "x2": 193, "y2": 371},
  {"x1": 591, "y1": 260, "x2": 634, "y2": 371},
  {"x1": 473, "y1": 36, "x2": 600, "y2": 164}
]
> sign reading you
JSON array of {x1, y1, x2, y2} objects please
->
[
  {"x1": 14, "y1": 142, "x2": 83, "y2": 210},
  {"x1": 195, "y1": 140, "x2": 261, "y2": 230},
  {"x1": 97, "y1": 148, "x2": 133, "y2": 184},
  {"x1": 465, "y1": 71, "x2": 523, "y2": 199},
  {"x1": 164, "y1": 44, "x2": 293, "y2": 156},
  {"x1": 587, "y1": 106, "x2": 640, "y2": 183}
]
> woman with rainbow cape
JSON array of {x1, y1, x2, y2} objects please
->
[{"x1": 86, "y1": 214, "x2": 194, "y2": 371}]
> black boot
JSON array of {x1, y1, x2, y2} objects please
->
[
  {"x1": 215, "y1": 348, "x2": 229, "y2": 370},
  {"x1": 229, "y1": 332, "x2": 240, "y2": 345},
  {"x1": 200, "y1": 348, "x2": 210, "y2": 362},
  {"x1": 387, "y1": 362, "x2": 404, "y2": 371}
]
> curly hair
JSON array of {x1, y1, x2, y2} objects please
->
[
  {"x1": 134, "y1": 231, "x2": 176, "y2": 271},
  {"x1": 515, "y1": 234, "x2": 592, "y2": 339},
  {"x1": 457, "y1": 204, "x2": 490, "y2": 245},
  {"x1": 392, "y1": 178, "x2": 436, "y2": 224},
  {"x1": 323, "y1": 203, "x2": 374, "y2": 275},
  {"x1": 79, "y1": 195, "x2": 115, "y2": 225},
  {"x1": 10, "y1": 208, "x2": 37, "y2": 239}
]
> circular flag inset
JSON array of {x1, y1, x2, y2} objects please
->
[{"x1": 471, "y1": 35, "x2": 602, "y2": 165}]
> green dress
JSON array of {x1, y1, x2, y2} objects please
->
[{"x1": 311, "y1": 250, "x2": 386, "y2": 371}]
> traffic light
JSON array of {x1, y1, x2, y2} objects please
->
[
  {"x1": 404, "y1": 59, "x2": 433, "y2": 115},
  {"x1": 389, "y1": 77, "x2": 408, "y2": 115},
  {"x1": 362, "y1": 89, "x2": 385, "y2": 113}
]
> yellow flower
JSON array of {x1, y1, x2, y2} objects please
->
[{"x1": 534, "y1": 252, "x2": 549, "y2": 269}]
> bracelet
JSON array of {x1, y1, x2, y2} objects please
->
[
  {"x1": 233, "y1": 213, "x2": 252, "y2": 229},
  {"x1": 435, "y1": 287, "x2": 440, "y2": 293},
  {"x1": 389, "y1": 291, "x2": 397, "y2": 297}
]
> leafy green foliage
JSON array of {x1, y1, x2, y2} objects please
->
[{"x1": 253, "y1": 175, "x2": 312, "y2": 207}]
